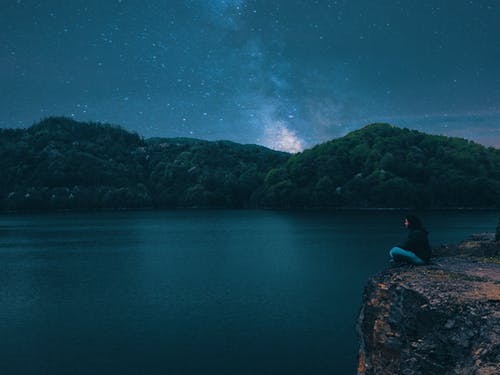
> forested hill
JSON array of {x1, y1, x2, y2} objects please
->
[
  {"x1": 0, "y1": 118, "x2": 499, "y2": 211},
  {"x1": 0, "y1": 117, "x2": 289, "y2": 210},
  {"x1": 260, "y1": 123, "x2": 500, "y2": 208}
]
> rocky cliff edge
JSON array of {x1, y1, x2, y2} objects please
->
[{"x1": 357, "y1": 233, "x2": 499, "y2": 375}]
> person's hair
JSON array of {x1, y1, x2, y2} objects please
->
[{"x1": 405, "y1": 214, "x2": 427, "y2": 232}]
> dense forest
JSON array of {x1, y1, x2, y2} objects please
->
[
  {"x1": 0, "y1": 117, "x2": 499, "y2": 211},
  {"x1": 0, "y1": 117, "x2": 288, "y2": 210},
  {"x1": 260, "y1": 123, "x2": 500, "y2": 208}
]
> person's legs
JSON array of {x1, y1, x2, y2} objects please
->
[{"x1": 389, "y1": 247, "x2": 425, "y2": 265}]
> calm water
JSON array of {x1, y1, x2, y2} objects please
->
[{"x1": 0, "y1": 210, "x2": 498, "y2": 374}]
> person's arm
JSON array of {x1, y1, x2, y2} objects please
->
[{"x1": 399, "y1": 231, "x2": 420, "y2": 252}]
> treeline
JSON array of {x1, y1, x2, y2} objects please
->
[
  {"x1": 0, "y1": 117, "x2": 288, "y2": 210},
  {"x1": 260, "y1": 123, "x2": 500, "y2": 208},
  {"x1": 0, "y1": 118, "x2": 499, "y2": 211}
]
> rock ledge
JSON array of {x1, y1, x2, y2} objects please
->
[{"x1": 357, "y1": 235, "x2": 499, "y2": 375}]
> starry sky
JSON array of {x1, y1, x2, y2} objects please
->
[{"x1": 2, "y1": 0, "x2": 499, "y2": 152}]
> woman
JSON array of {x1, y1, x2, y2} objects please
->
[{"x1": 389, "y1": 215, "x2": 431, "y2": 265}]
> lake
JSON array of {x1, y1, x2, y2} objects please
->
[{"x1": 0, "y1": 209, "x2": 498, "y2": 374}]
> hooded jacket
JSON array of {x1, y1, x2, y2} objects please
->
[{"x1": 400, "y1": 229, "x2": 432, "y2": 262}]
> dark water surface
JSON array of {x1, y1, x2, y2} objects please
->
[{"x1": 0, "y1": 210, "x2": 498, "y2": 374}]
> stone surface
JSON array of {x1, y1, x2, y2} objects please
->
[
  {"x1": 357, "y1": 235, "x2": 499, "y2": 375},
  {"x1": 433, "y1": 233, "x2": 498, "y2": 258}
]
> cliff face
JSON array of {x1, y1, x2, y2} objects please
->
[{"x1": 357, "y1": 234, "x2": 499, "y2": 375}]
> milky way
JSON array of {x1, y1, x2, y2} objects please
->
[{"x1": 2, "y1": 0, "x2": 499, "y2": 151}]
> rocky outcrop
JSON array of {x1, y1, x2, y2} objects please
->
[{"x1": 357, "y1": 235, "x2": 499, "y2": 375}]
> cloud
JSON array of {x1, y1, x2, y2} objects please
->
[
  {"x1": 263, "y1": 120, "x2": 304, "y2": 153},
  {"x1": 251, "y1": 102, "x2": 304, "y2": 153}
]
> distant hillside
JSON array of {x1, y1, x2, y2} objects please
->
[
  {"x1": 259, "y1": 123, "x2": 500, "y2": 208},
  {"x1": 0, "y1": 117, "x2": 288, "y2": 210},
  {"x1": 0, "y1": 118, "x2": 499, "y2": 211}
]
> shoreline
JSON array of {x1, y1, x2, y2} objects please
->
[{"x1": 1, "y1": 206, "x2": 499, "y2": 215}]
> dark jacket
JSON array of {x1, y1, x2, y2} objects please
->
[{"x1": 400, "y1": 229, "x2": 432, "y2": 262}]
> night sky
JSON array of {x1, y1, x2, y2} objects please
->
[{"x1": 2, "y1": 0, "x2": 499, "y2": 152}]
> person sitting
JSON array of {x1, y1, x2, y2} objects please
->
[{"x1": 389, "y1": 215, "x2": 431, "y2": 266}]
